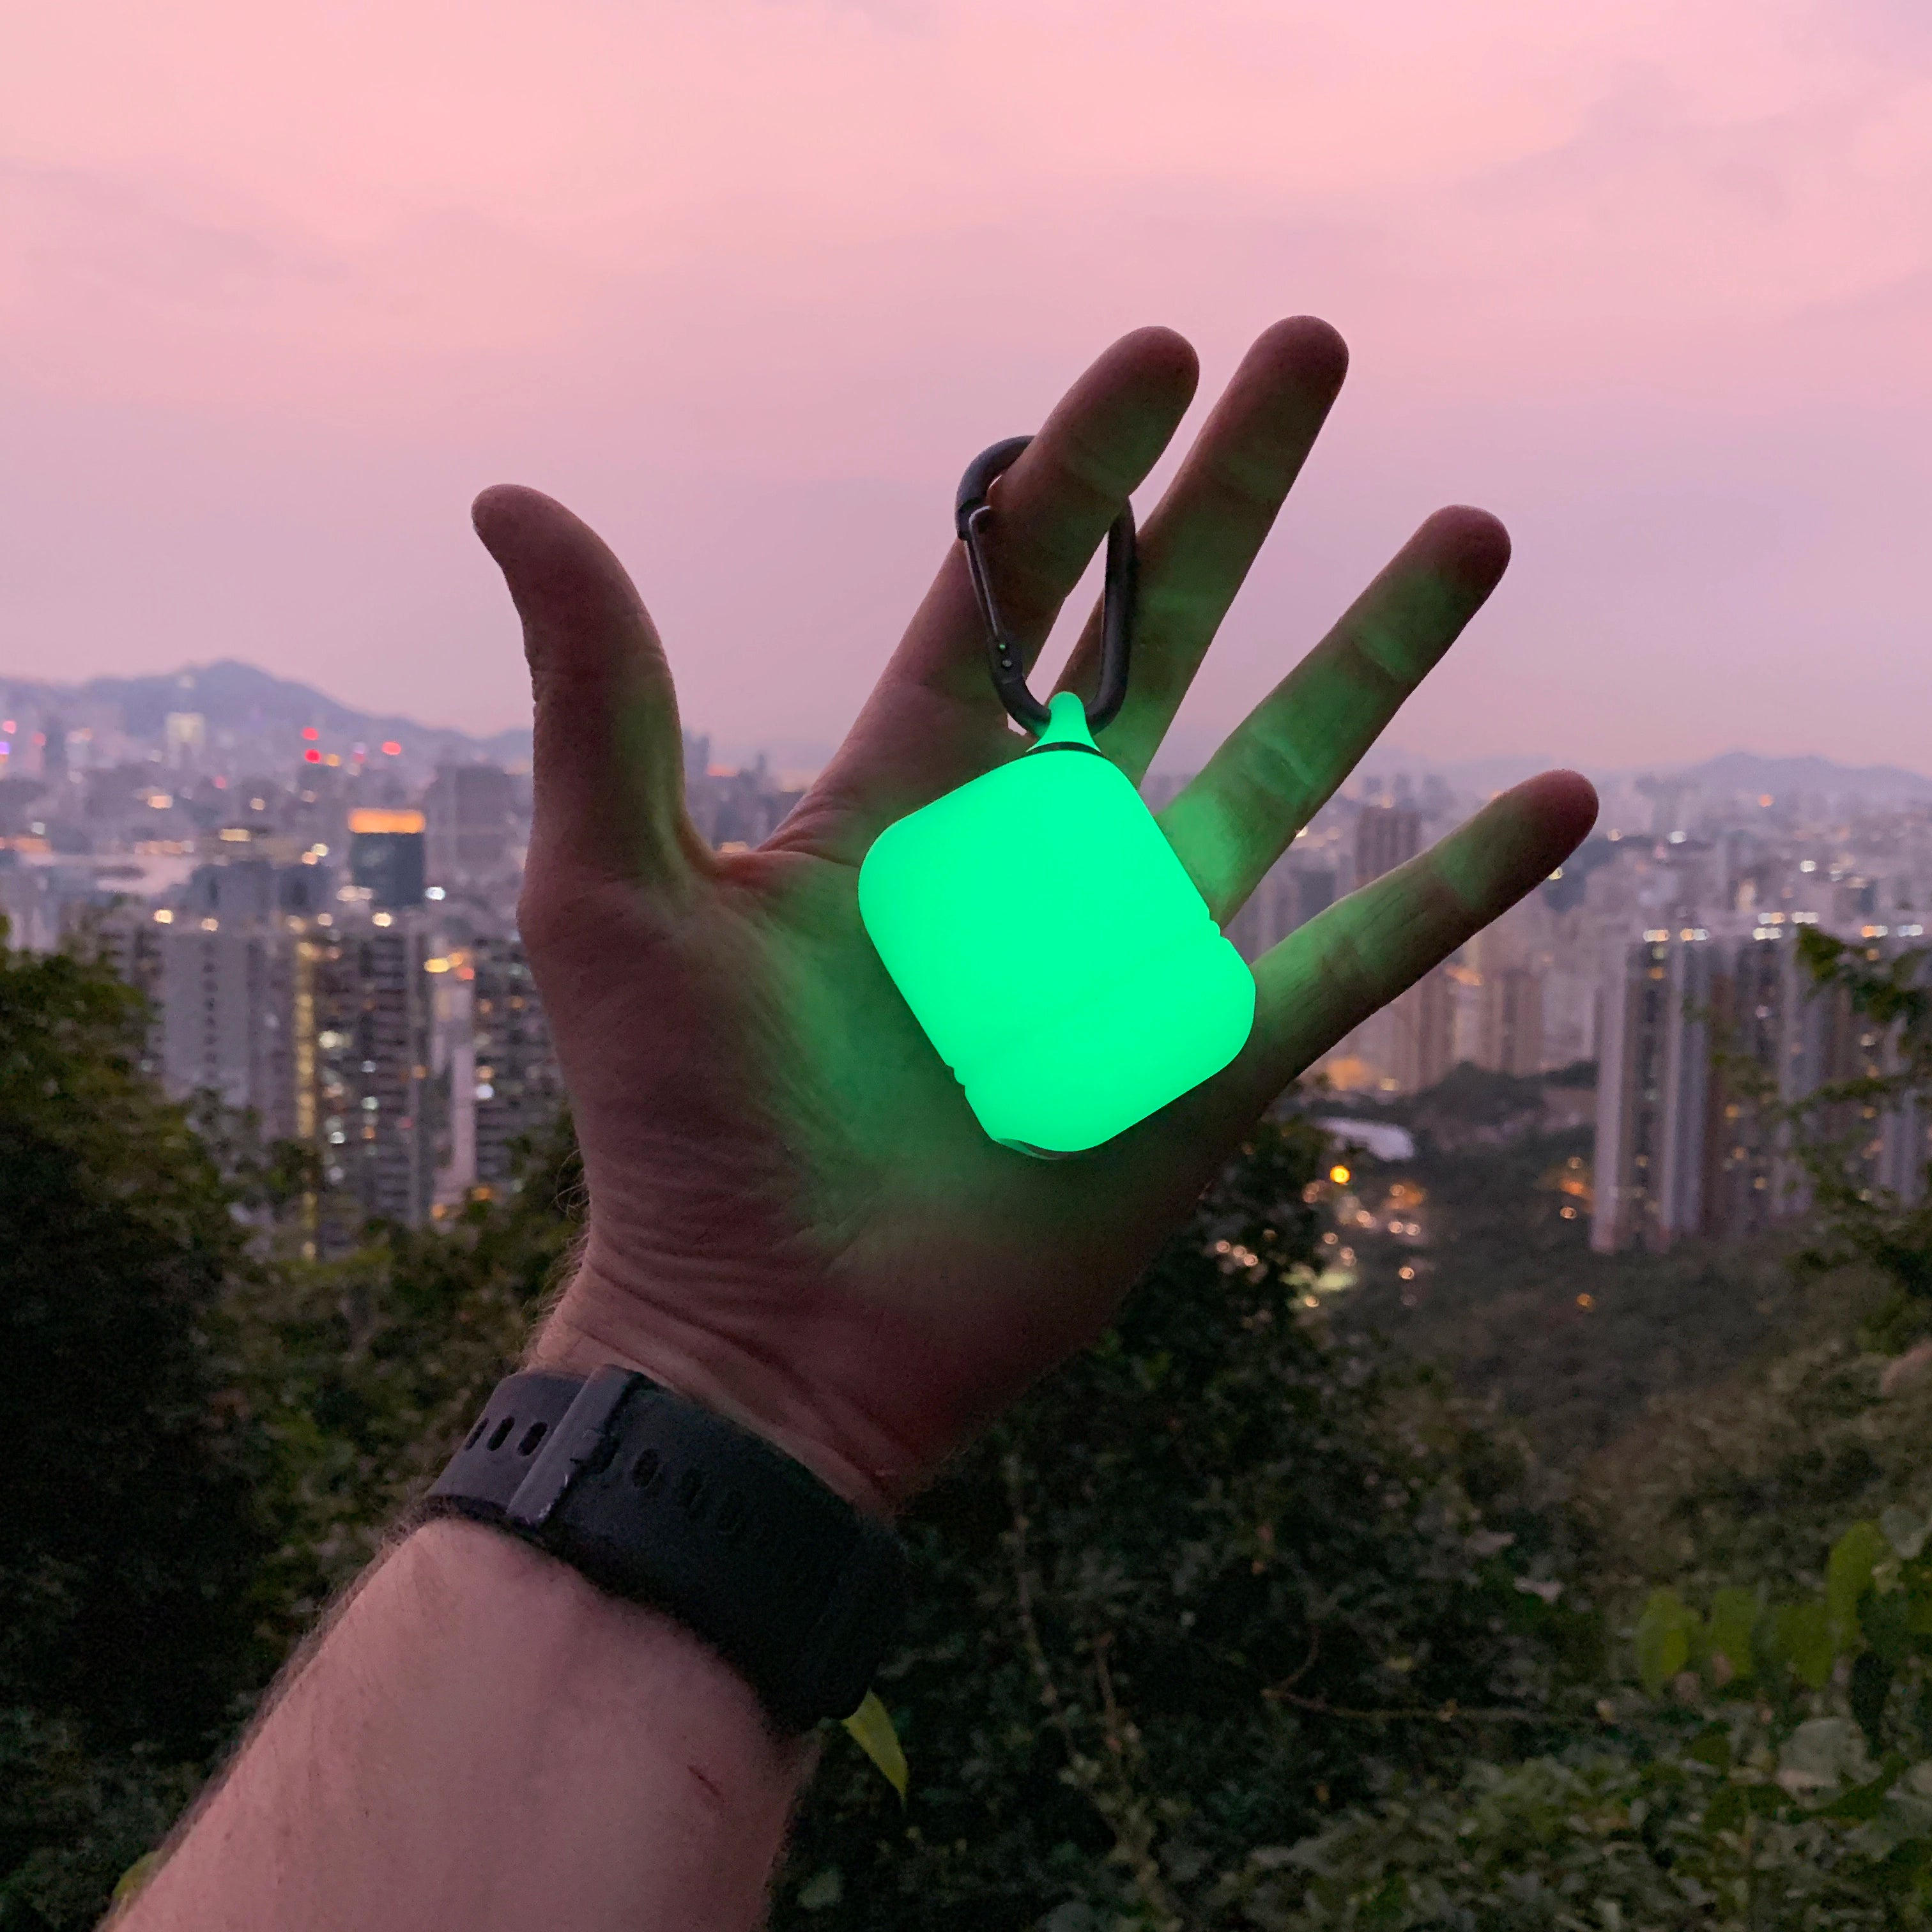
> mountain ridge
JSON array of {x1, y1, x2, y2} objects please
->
[
  {"x1": 4, "y1": 661, "x2": 1926, "y2": 797},
  {"x1": 0, "y1": 659, "x2": 533, "y2": 765}
]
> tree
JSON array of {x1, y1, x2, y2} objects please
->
[
  {"x1": 774, "y1": 1120, "x2": 1599, "y2": 1929},
  {"x1": 0, "y1": 938, "x2": 267, "y2": 1928}
]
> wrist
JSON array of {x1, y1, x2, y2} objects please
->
[
  {"x1": 526, "y1": 1258, "x2": 907, "y2": 1519},
  {"x1": 126, "y1": 1521, "x2": 808, "y2": 1932}
]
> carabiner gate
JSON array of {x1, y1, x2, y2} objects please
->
[{"x1": 954, "y1": 436, "x2": 1137, "y2": 738}]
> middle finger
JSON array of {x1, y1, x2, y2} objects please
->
[{"x1": 1052, "y1": 314, "x2": 1349, "y2": 783}]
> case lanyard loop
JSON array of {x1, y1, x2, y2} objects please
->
[{"x1": 953, "y1": 436, "x2": 1138, "y2": 738}]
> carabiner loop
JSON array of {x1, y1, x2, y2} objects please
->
[{"x1": 954, "y1": 436, "x2": 1137, "y2": 739}]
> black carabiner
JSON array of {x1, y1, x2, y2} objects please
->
[{"x1": 954, "y1": 436, "x2": 1137, "y2": 737}]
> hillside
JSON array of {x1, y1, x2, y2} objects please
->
[
  {"x1": 1313, "y1": 1070, "x2": 1816, "y2": 1466},
  {"x1": 0, "y1": 659, "x2": 532, "y2": 768}
]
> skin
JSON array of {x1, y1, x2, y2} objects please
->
[
  {"x1": 514, "y1": 317, "x2": 1598, "y2": 1510},
  {"x1": 119, "y1": 319, "x2": 1597, "y2": 1931}
]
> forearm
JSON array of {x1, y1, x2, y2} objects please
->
[{"x1": 120, "y1": 1519, "x2": 812, "y2": 1932}]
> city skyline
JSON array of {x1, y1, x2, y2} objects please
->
[
  {"x1": 8, "y1": 3, "x2": 1932, "y2": 769},
  {"x1": 8, "y1": 652, "x2": 1932, "y2": 799}
]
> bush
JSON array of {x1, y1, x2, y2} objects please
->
[{"x1": 775, "y1": 1123, "x2": 1600, "y2": 1929}]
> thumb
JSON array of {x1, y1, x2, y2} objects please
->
[{"x1": 473, "y1": 484, "x2": 694, "y2": 901}]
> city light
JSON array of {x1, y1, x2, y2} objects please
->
[
  {"x1": 302, "y1": 728, "x2": 319, "y2": 741},
  {"x1": 304, "y1": 749, "x2": 321, "y2": 764},
  {"x1": 1329, "y1": 1165, "x2": 1350, "y2": 1184},
  {"x1": 153, "y1": 909, "x2": 173, "y2": 924},
  {"x1": 381, "y1": 740, "x2": 402, "y2": 756}
]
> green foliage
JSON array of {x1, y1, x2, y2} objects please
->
[
  {"x1": 0, "y1": 939, "x2": 270, "y2": 1930},
  {"x1": 1194, "y1": 1513, "x2": 1932, "y2": 1928},
  {"x1": 1745, "y1": 927, "x2": 1932, "y2": 1354},
  {"x1": 0, "y1": 916, "x2": 581, "y2": 1928},
  {"x1": 22, "y1": 903, "x2": 1932, "y2": 1928},
  {"x1": 772, "y1": 1121, "x2": 1601, "y2": 1929},
  {"x1": 1582, "y1": 1322, "x2": 1932, "y2": 1607},
  {"x1": 1337, "y1": 1123, "x2": 1803, "y2": 1468},
  {"x1": 218, "y1": 1119, "x2": 580, "y2": 1636}
]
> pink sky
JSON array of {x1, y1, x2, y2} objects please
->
[{"x1": 4, "y1": 0, "x2": 1931, "y2": 773}]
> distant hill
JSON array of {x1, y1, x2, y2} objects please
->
[
  {"x1": 5, "y1": 659, "x2": 1929, "y2": 804},
  {"x1": 1666, "y1": 750, "x2": 1932, "y2": 803},
  {"x1": 0, "y1": 660, "x2": 532, "y2": 768},
  {"x1": 1362, "y1": 745, "x2": 1932, "y2": 804}
]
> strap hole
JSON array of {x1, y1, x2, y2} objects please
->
[
  {"x1": 630, "y1": 1448, "x2": 662, "y2": 1490},
  {"x1": 675, "y1": 1469, "x2": 705, "y2": 1512},
  {"x1": 464, "y1": 1416, "x2": 489, "y2": 1450},
  {"x1": 487, "y1": 1418, "x2": 515, "y2": 1452},
  {"x1": 517, "y1": 1422, "x2": 548, "y2": 1456}
]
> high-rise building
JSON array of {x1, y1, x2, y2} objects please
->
[
  {"x1": 1354, "y1": 965, "x2": 1457, "y2": 1093},
  {"x1": 157, "y1": 918, "x2": 300, "y2": 1137},
  {"x1": 1225, "y1": 855, "x2": 1338, "y2": 963},
  {"x1": 1355, "y1": 804, "x2": 1421, "y2": 888},
  {"x1": 164, "y1": 712, "x2": 206, "y2": 769},
  {"x1": 426, "y1": 765, "x2": 516, "y2": 884},
  {"x1": 1590, "y1": 923, "x2": 1923, "y2": 1254},
  {"x1": 349, "y1": 808, "x2": 428, "y2": 908},
  {"x1": 307, "y1": 916, "x2": 444, "y2": 1232},
  {"x1": 1478, "y1": 966, "x2": 1545, "y2": 1077},
  {"x1": 467, "y1": 933, "x2": 562, "y2": 1186}
]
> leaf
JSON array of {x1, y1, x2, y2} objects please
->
[
  {"x1": 1778, "y1": 1716, "x2": 1873, "y2": 1794},
  {"x1": 1770, "y1": 1600, "x2": 1836, "y2": 1690},
  {"x1": 1708, "y1": 1587, "x2": 1758, "y2": 1680},
  {"x1": 1814, "y1": 1751, "x2": 1909, "y2": 1820},
  {"x1": 1907, "y1": 1575, "x2": 1932, "y2": 1635},
  {"x1": 1883, "y1": 1506, "x2": 1928, "y2": 1561},
  {"x1": 1852, "y1": 1651, "x2": 1897, "y2": 1755},
  {"x1": 840, "y1": 1690, "x2": 908, "y2": 1803},
  {"x1": 1828, "y1": 1520, "x2": 1890, "y2": 1645},
  {"x1": 1687, "y1": 1724, "x2": 1733, "y2": 1771},
  {"x1": 1703, "y1": 1782, "x2": 1748, "y2": 1834},
  {"x1": 1862, "y1": 1585, "x2": 1914, "y2": 1665},
  {"x1": 795, "y1": 1867, "x2": 843, "y2": 1911},
  {"x1": 1635, "y1": 1589, "x2": 1695, "y2": 1693},
  {"x1": 112, "y1": 1852, "x2": 162, "y2": 1903}
]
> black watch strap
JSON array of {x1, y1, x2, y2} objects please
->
[{"x1": 425, "y1": 1367, "x2": 907, "y2": 1731}]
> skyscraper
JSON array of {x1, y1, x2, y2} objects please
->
[
  {"x1": 1590, "y1": 924, "x2": 1924, "y2": 1254},
  {"x1": 467, "y1": 932, "x2": 562, "y2": 1187},
  {"x1": 426, "y1": 765, "x2": 516, "y2": 884},
  {"x1": 308, "y1": 916, "x2": 443, "y2": 1233},
  {"x1": 1355, "y1": 804, "x2": 1422, "y2": 888},
  {"x1": 158, "y1": 919, "x2": 300, "y2": 1137},
  {"x1": 349, "y1": 808, "x2": 428, "y2": 908}
]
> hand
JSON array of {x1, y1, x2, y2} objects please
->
[{"x1": 478, "y1": 320, "x2": 1596, "y2": 1513}]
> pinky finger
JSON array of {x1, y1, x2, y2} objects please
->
[{"x1": 1230, "y1": 770, "x2": 1598, "y2": 1107}]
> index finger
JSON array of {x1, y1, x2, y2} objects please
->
[{"x1": 786, "y1": 327, "x2": 1199, "y2": 863}]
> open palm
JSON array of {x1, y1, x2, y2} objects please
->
[{"x1": 482, "y1": 320, "x2": 1596, "y2": 1512}]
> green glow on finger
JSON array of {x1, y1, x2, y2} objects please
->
[{"x1": 858, "y1": 693, "x2": 1256, "y2": 1156}]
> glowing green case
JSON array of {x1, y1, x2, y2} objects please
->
[{"x1": 858, "y1": 693, "x2": 1256, "y2": 1155}]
